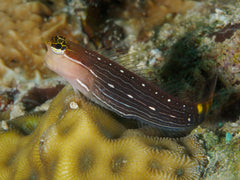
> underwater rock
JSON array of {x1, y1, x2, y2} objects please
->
[
  {"x1": 21, "y1": 85, "x2": 64, "y2": 111},
  {"x1": 0, "y1": 85, "x2": 207, "y2": 180}
]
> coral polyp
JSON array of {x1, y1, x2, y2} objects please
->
[{"x1": 0, "y1": 85, "x2": 207, "y2": 179}]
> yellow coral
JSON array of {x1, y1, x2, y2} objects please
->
[
  {"x1": 0, "y1": 85, "x2": 207, "y2": 179},
  {"x1": 0, "y1": 131, "x2": 22, "y2": 179}
]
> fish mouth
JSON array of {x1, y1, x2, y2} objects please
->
[{"x1": 43, "y1": 44, "x2": 55, "y2": 70}]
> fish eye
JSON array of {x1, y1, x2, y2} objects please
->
[
  {"x1": 49, "y1": 36, "x2": 67, "y2": 55},
  {"x1": 55, "y1": 43, "x2": 63, "y2": 49}
]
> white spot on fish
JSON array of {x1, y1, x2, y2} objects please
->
[
  {"x1": 127, "y1": 94, "x2": 133, "y2": 98},
  {"x1": 169, "y1": 115, "x2": 176, "y2": 118},
  {"x1": 167, "y1": 99, "x2": 171, "y2": 102},
  {"x1": 85, "y1": 50, "x2": 88, "y2": 54},
  {"x1": 155, "y1": 92, "x2": 158, "y2": 95},
  {"x1": 109, "y1": 63, "x2": 112, "y2": 66},
  {"x1": 108, "y1": 83, "x2": 115, "y2": 88},
  {"x1": 149, "y1": 106, "x2": 156, "y2": 111},
  {"x1": 187, "y1": 117, "x2": 191, "y2": 122},
  {"x1": 120, "y1": 70, "x2": 124, "y2": 73},
  {"x1": 183, "y1": 105, "x2": 186, "y2": 108},
  {"x1": 142, "y1": 83, "x2": 145, "y2": 87},
  {"x1": 131, "y1": 77, "x2": 134, "y2": 79},
  {"x1": 97, "y1": 57, "x2": 101, "y2": 61}
]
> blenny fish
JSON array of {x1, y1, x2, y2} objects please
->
[{"x1": 44, "y1": 36, "x2": 213, "y2": 136}]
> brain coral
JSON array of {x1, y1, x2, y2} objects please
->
[{"x1": 0, "y1": 85, "x2": 207, "y2": 180}]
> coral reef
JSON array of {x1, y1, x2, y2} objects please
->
[
  {"x1": 0, "y1": 0, "x2": 78, "y2": 82},
  {"x1": 0, "y1": 85, "x2": 207, "y2": 180},
  {"x1": 120, "y1": 0, "x2": 194, "y2": 39},
  {"x1": 1, "y1": 0, "x2": 240, "y2": 179},
  {"x1": 80, "y1": 0, "x2": 194, "y2": 45},
  {"x1": 191, "y1": 120, "x2": 240, "y2": 180},
  {"x1": 0, "y1": 0, "x2": 81, "y2": 120}
]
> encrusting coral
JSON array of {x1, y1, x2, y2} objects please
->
[{"x1": 0, "y1": 85, "x2": 207, "y2": 180}]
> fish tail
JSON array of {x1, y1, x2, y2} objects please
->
[{"x1": 195, "y1": 73, "x2": 217, "y2": 121}]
